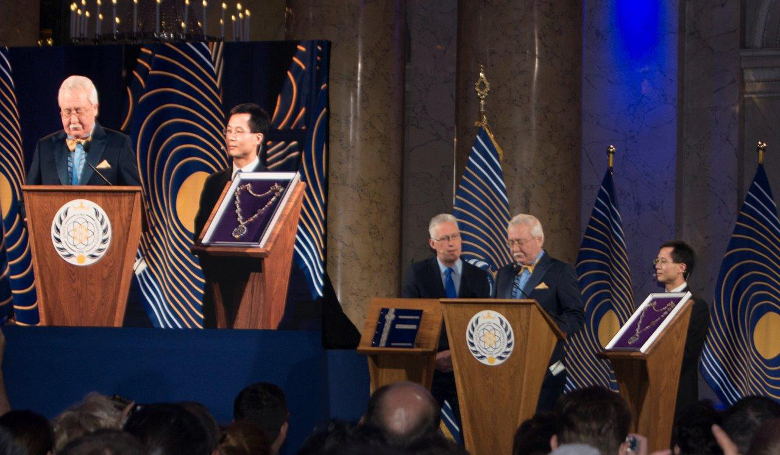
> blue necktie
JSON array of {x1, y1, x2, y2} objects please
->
[
  {"x1": 71, "y1": 143, "x2": 85, "y2": 185},
  {"x1": 444, "y1": 267, "x2": 457, "y2": 298},
  {"x1": 512, "y1": 268, "x2": 532, "y2": 299}
]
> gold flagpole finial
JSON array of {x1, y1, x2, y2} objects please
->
[
  {"x1": 758, "y1": 141, "x2": 767, "y2": 165},
  {"x1": 607, "y1": 145, "x2": 616, "y2": 171},
  {"x1": 474, "y1": 64, "x2": 490, "y2": 127}
]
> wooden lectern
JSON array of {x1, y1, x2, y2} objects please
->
[
  {"x1": 357, "y1": 298, "x2": 442, "y2": 393},
  {"x1": 600, "y1": 297, "x2": 694, "y2": 452},
  {"x1": 191, "y1": 180, "x2": 305, "y2": 329},
  {"x1": 23, "y1": 185, "x2": 143, "y2": 327},
  {"x1": 441, "y1": 298, "x2": 564, "y2": 455}
]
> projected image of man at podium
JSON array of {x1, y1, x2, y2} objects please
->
[
  {"x1": 27, "y1": 75, "x2": 141, "y2": 186},
  {"x1": 494, "y1": 214, "x2": 585, "y2": 412},
  {"x1": 653, "y1": 240, "x2": 709, "y2": 420},
  {"x1": 401, "y1": 213, "x2": 492, "y2": 426}
]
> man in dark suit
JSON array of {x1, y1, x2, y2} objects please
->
[
  {"x1": 401, "y1": 213, "x2": 491, "y2": 425},
  {"x1": 494, "y1": 214, "x2": 585, "y2": 412},
  {"x1": 653, "y1": 240, "x2": 710, "y2": 420},
  {"x1": 193, "y1": 103, "x2": 270, "y2": 328},
  {"x1": 193, "y1": 103, "x2": 269, "y2": 241},
  {"x1": 27, "y1": 75, "x2": 140, "y2": 186}
]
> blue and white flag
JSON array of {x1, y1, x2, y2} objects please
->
[
  {"x1": 0, "y1": 47, "x2": 37, "y2": 325},
  {"x1": 130, "y1": 42, "x2": 226, "y2": 328},
  {"x1": 701, "y1": 163, "x2": 780, "y2": 405},
  {"x1": 566, "y1": 169, "x2": 633, "y2": 391},
  {"x1": 453, "y1": 126, "x2": 512, "y2": 289}
]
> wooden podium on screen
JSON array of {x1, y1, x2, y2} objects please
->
[
  {"x1": 191, "y1": 173, "x2": 305, "y2": 329},
  {"x1": 441, "y1": 298, "x2": 564, "y2": 455},
  {"x1": 23, "y1": 185, "x2": 143, "y2": 327},
  {"x1": 357, "y1": 298, "x2": 442, "y2": 393},
  {"x1": 600, "y1": 292, "x2": 694, "y2": 452}
]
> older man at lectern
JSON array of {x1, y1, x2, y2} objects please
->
[{"x1": 27, "y1": 75, "x2": 140, "y2": 186}]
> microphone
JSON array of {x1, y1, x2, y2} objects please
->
[
  {"x1": 87, "y1": 161, "x2": 113, "y2": 186},
  {"x1": 513, "y1": 263, "x2": 522, "y2": 275}
]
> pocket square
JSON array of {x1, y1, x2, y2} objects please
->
[
  {"x1": 96, "y1": 160, "x2": 111, "y2": 169},
  {"x1": 535, "y1": 282, "x2": 549, "y2": 290}
]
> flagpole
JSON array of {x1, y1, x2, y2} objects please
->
[
  {"x1": 607, "y1": 145, "x2": 616, "y2": 173},
  {"x1": 758, "y1": 141, "x2": 766, "y2": 165}
]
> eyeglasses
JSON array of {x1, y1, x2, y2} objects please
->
[
  {"x1": 432, "y1": 233, "x2": 461, "y2": 243},
  {"x1": 60, "y1": 106, "x2": 91, "y2": 118},
  {"x1": 652, "y1": 258, "x2": 676, "y2": 266},
  {"x1": 223, "y1": 128, "x2": 254, "y2": 137},
  {"x1": 506, "y1": 238, "x2": 535, "y2": 248}
]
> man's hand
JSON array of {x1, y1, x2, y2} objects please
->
[
  {"x1": 435, "y1": 350, "x2": 453, "y2": 373},
  {"x1": 712, "y1": 424, "x2": 738, "y2": 455}
]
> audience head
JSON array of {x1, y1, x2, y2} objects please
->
[
  {"x1": 216, "y1": 420, "x2": 271, "y2": 455},
  {"x1": 747, "y1": 418, "x2": 780, "y2": 455},
  {"x1": 57, "y1": 429, "x2": 144, "y2": 455},
  {"x1": 123, "y1": 403, "x2": 211, "y2": 455},
  {"x1": 0, "y1": 426, "x2": 27, "y2": 455},
  {"x1": 672, "y1": 400, "x2": 722, "y2": 455},
  {"x1": 52, "y1": 392, "x2": 128, "y2": 452},
  {"x1": 297, "y1": 420, "x2": 357, "y2": 455},
  {"x1": 233, "y1": 382, "x2": 289, "y2": 454},
  {"x1": 0, "y1": 410, "x2": 53, "y2": 455},
  {"x1": 513, "y1": 412, "x2": 555, "y2": 455},
  {"x1": 363, "y1": 381, "x2": 441, "y2": 448},
  {"x1": 553, "y1": 386, "x2": 631, "y2": 455},
  {"x1": 179, "y1": 401, "x2": 220, "y2": 453},
  {"x1": 722, "y1": 395, "x2": 780, "y2": 454}
]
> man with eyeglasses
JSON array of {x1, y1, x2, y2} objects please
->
[
  {"x1": 27, "y1": 75, "x2": 140, "y2": 186},
  {"x1": 193, "y1": 103, "x2": 270, "y2": 243},
  {"x1": 653, "y1": 240, "x2": 709, "y2": 420},
  {"x1": 401, "y1": 213, "x2": 491, "y2": 426},
  {"x1": 494, "y1": 214, "x2": 584, "y2": 412}
]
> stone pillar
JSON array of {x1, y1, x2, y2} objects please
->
[
  {"x1": 455, "y1": 0, "x2": 582, "y2": 262},
  {"x1": 285, "y1": 1, "x2": 406, "y2": 326}
]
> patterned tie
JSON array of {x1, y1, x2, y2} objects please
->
[
  {"x1": 444, "y1": 267, "x2": 457, "y2": 298},
  {"x1": 512, "y1": 264, "x2": 534, "y2": 299},
  {"x1": 71, "y1": 142, "x2": 85, "y2": 185}
]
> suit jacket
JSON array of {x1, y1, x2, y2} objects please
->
[
  {"x1": 494, "y1": 251, "x2": 585, "y2": 366},
  {"x1": 27, "y1": 123, "x2": 141, "y2": 186},
  {"x1": 192, "y1": 160, "x2": 267, "y2": 242},
  {"x1": 675, "y1": 286, "x2": 710, "y2": 418},
  {"x1": 401, "y1": 256, "x2": 491, "y2": 350}
]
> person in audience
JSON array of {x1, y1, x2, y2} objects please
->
[
  {"x1": 653, "y1": 240, "x2": 710, "y2": 420},
  {"x1": 0, "y1": 410, "x2": 53, "y2": 455},
  {"x1": 297, "y1": 420, "x2": 357, "y2": 455},
  {"x1": 401, "y1": 213, "x2": 491, "y2": 423},
  {"x1": 216, "y1": 420, "x2": 271, "y2": 455},
  {"x1": 123, "y1": 403, "x2": 211, "y2": 455},
  {"x1": 513, "y1": 412, "x2": 555, "y2": 455},
  {"x1": 362, "y1": 381, "x2": 441, "y2": 448},
  {"x1": 0, "y1": 426, "x2": 26, "y2": 455},
  {"x1": 721, "y1": 395, "x2": 780, "y2": 454},
  {"x1": 233, "y1": 382, "x2": 289, "y2": 455},
  {"x1": 52, "y1": 392, "x2": 130, "y2": 452},
  {"x1": 746, "y1": 418, "x2": 780, "y2": 455},
  {"x1": 27, "y1": 75, "x2": 140, "y2": 186},
  {"x1": 551, "y1": 386, "x2": 631, "y2": 455},
  {"x1": 179, "y1": 401, "x2": 220, "y2": 453},
  {"x1": 671, "y1": 400, "x2": 722, "y2": 455},
  {"x1": 57, "y1": 429, "x2": 144, "y2": 455}
]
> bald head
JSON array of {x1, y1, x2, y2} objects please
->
[{"x1": 364, "y1": 382, "x2": 440, "y2": 447}]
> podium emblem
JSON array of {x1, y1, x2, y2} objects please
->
[
  {"x1": 51, "y1": 199, "x2": 112, "y2": 266},
  {"x1": 466, "y1": 310, "x2": 514, "y2": 366}
]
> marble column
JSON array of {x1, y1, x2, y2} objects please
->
[
  {"x1": 285, "y1": 1, "x2": 406, "y2": 326},
  {"x1": 455, "y1": 0, "x2": 582, "y2": 263}
]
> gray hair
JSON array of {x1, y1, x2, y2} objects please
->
[
  {"x1": 428, "y1": 213, "x2": 458, "y2": 239},
  {"x1": 508, "y1": 214, "x2": 544, "y2": 242},
  {"x1": 52, "y1": 392, "x2": 127, "y2": 451},
  {"x1": 59, "y1": 75, "x2": 99, "y2": 105}
]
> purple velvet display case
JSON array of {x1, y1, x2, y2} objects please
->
[
  {"x1": 201, "y1": 172, "x2": 300, "y2": 246},
  {"x1": 605, "y1": 292, "x2": 692, "y2": 354}
]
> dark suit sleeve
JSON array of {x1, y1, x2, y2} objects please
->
[
  {"x1": 117, "y1": 134, "x2": 141, "y2": 186},
  {"x1": 193, "y1": 174, "x2": 221, "y2": 242},
  {"x1": 553, "y1": 263, "x2": 586, "y2": 335},
  {"x1": 401, "y1": 264, "x2": 422, "y2": 298},
  {"x1": 683, "y1": 296, "x2": 710, "y2": 366},
  {"x1": 26, "y1": 140, "x2": 42, "y2": 185}
]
